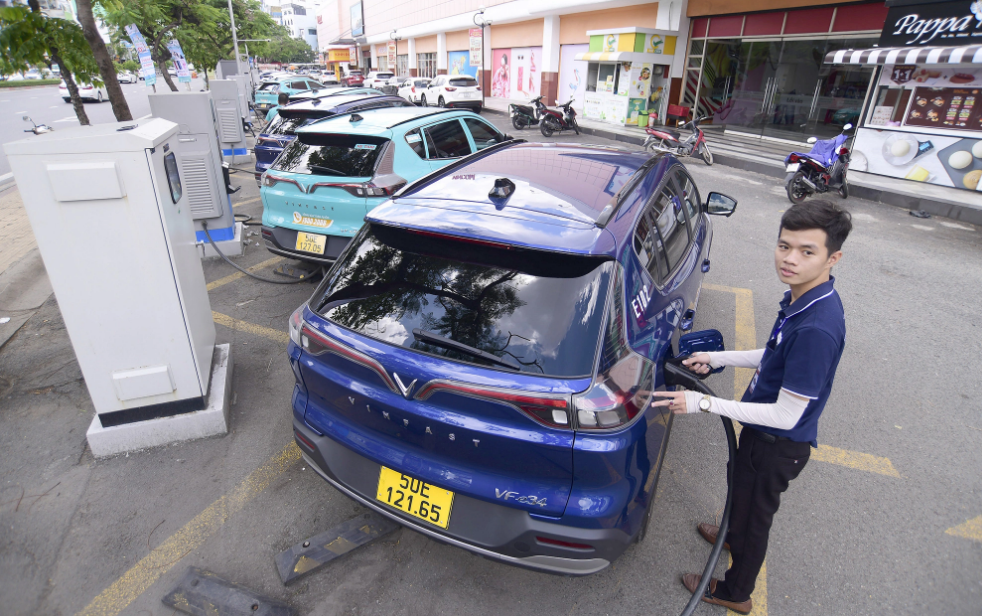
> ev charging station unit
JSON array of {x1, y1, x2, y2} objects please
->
[
  {"x1": 148, "y1": 91, "x2": 243, "y2": 258},
  {"x1": 209, "y1": 79, "x2": 250, "y2": 166},
  {"x1": 4, "y1": 119, "x2": 233, "y2": 457}
]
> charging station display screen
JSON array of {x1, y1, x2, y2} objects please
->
[{"x1": 164, "y1": 152, "x2": 182, "y2": 204}]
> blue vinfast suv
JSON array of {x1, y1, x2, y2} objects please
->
[{"x1": 288, "y1": 141, "x2": 736, "y2": 574}]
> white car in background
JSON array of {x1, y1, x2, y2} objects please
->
[
  {"x1": 59, "y1": 80, "x2": 108, "y2": 103},
  {"x1": 117, "y1": 71, "x2": 137, "y2": 84},
  {"x1": 398, "y1": 77, "x2": 431, "y2": 105},
  {"x1": 363, "y1": 70, "x2": 394, "y2": 89},
  {"x1": 421, "y1": 74, "x2": 482, "y2": 112}
]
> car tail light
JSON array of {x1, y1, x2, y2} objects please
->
[
  {"x1": 408, "y1": 229, "x2": 513, "y2": 250},
  {"x1": 289, "y1": 305, "x2": 303, "y2": 346},
  {"x1": 415, "y1": 381, "x2": 571, "y2": 428},
  {"x1": 536, "y1": 536, "x2": 593, "y2": 550},
  {"x1": 839, "y1": 147, "x2": 849, "y2": 155},
  {"x1": 789, "y1": 154, "x2": 800, "y2": 163},
  {"x1": 476, "y1": 85, "x2": 482, "y2": 91},
  {"x1": 299, "y1": 323, "x2": 399, "y2": 393},
  {"x1": 262, "y1": 174, "x2": 302, "y2": 190},
  {"x1": 445, "y1": 87, "x2": 457, "y2": 92},
  {"x1": 411, "y1": 87, "x2": 415, "y2": 93},
  {"x1": 573, "y1": 268, "x2": 654, "y2": 430},
  {"x1": 311, "y1": 174, "x2": 406, "y2": 197},
  {"x1": 294, "y1": 430, "x2": 316, "y2": 450}
]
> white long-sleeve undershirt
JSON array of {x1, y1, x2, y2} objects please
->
[
  {"x1": 682, "y1": 388, "x2": 810, "y2": 431},
  {"x1": 705, "y1": 349, "x2": 765, "y2": 369}
]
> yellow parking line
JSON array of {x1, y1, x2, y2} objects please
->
[
  {"x1": 77, "y1": 442, "x2": 302, "y2": 616},
  {"x1": 212, "y1": 311, "x2": 290, "y2": 345},
  {"x1": 233, "y1": 196, "x2": 262, "y2": 208},
  {"x1": 945, "y1": 515, "x2": 982, "y2": 543},
  {"x1": 811, "y1": 445, "x2": 901, "y2": 478},
  {"x1": 206, "y1": 256, "x2": 285, "y2": 291}
]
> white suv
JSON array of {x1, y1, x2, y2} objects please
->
[
  {"x1": 363, "y1": 71, "x2": 394, "y2": 89},
  {"x1": 422, "y1": 75, "x2": 482, "y2": 112}
]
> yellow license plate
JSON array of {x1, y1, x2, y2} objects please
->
[
  {"x1": 376, "y1": 466, "x2": 454, "y2": 529},
  {"x1": 295, "y1": 232, "x2": 326, "y2": 255}
]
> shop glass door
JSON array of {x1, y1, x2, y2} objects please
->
[{"x1": 696, "y1": 37, "x2": 878, "y2": 142}]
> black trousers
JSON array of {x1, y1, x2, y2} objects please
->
[{"x1": 719, "y1": 428, "x2": 811, "y2": 602}]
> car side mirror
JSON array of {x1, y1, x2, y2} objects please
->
[
  {"x1": 706, "y1": 192, "x2": 737, "y2": 217},
  {"x1": 807, "y1": 136, "x2": 818, "y2": 144}
]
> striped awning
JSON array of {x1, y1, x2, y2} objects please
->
[
  {"x1": 824, "y1": 45, "x2": 982, "y2": 66},
  {"x1": 574, "y1": 51, "x2": 672, "y2": 65}
]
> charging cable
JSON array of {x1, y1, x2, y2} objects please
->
[
  {"x1": 663, "y1": 357, "x2": 738, "y2": 616},
  {"x1": 201, "y1": 222, "x2": 314, "y2": 285}
]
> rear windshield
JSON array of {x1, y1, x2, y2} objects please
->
[
  {"x1": 375, "y1": 72, "x2": 394, "y2": 79},
  {"x1": 264, "y1": 112, "x2": 333, "y2": 136},
  {"x1": 312, "y1": 224, "x2": 611, "y2": 377},
  {"x1": 273, "y1": 134, "x2": 388, "y2": 177},
  {"x1": 259, "y1": 83, "x2": 279, "y2": 92},
  {"x1": 449, "y1": 77, "x2": 478, "y2": 87}
]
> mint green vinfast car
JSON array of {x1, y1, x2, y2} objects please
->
[{"x1": 259, "y1": 107, "x2": 513, "y2": 264}]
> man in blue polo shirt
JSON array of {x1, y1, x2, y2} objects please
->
[{"x1": 653, "y1": 199, "x2": 852, "y2": 614}]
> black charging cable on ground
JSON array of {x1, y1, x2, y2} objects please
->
[
  {"x1": 201, "y1": 222, "x2": 313, "y2": 285},
  {"x1": 663, "y1": 357, "x2": 738, "y2": 616}
]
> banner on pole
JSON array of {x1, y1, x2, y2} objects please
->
[
  {"x1": 387, "y1": 41, "x2": 396, "y2": 69},
  {"x1": 125, "y1": 24, "x2": 156, "y2": 86},
  {"x1": 167, "y1": 39, "x2": 192, "y2": 83},
  {"x1": 469, "y1": 28, "x2": 482, "y2": 67}
]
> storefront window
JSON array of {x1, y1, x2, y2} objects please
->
[
  {"x1": 397, "y1": 54, "x2": 408, "y2": 76},
  {"x1": 418, "y1": 53, "x2": 436, "y2": 78},
  {"x1": 689, "y1": 40, "x2": 704, "y2": 56},
  {"x1": 692, "y1": 37, "x2": 878, "y2": 140}
]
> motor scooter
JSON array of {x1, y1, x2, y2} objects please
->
[
  {"x1": 22, "y1": 115, "x2": 54, "y2": 135},
  {"x1": 539, "y1": 97, "x2": 579, "y2": 137},
  {"x1": 509, "y1": 96, "x2": 546, "y2": 131},
  {"x1": 784, "y1": 123, "x2": 852, "y2": 204},
  {"x1": 641, "y1": 116, "x2": 713, "y2": 165}
]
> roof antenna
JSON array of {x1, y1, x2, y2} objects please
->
[
  {"x1": 488, "y1": 177, "x2": 515, "y2": 209},
  {"x1": 350, "y1": 113, "x2": 363, "y2": 122}
]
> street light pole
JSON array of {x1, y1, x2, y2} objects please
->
[
  {"x1": 227, "y1": 0, "x2": 242, "y2": 77},
  {"x1": 474, "y1": 9, "x2": 491, "y2": 107}
]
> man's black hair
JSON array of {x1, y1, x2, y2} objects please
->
[
  {"x1": 780, "y1": 200, "x2": 852, "y2": 254},
  {"x1": 278, "y1": 92, "x2": 290, "y2": 105}
]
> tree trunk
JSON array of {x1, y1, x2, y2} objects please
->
[
  {"x1": 26, "y1": 0, "x2": 88, "y2": 125},
  {"x1": 153, "y1": 52, "x2": 178, "y2": 92},
  {"x1": 53, "y1": 53, "x2": 90, "y2": 126},
  {"x1": 74, "y1": 0, "x2": 132, "y2": 121}
]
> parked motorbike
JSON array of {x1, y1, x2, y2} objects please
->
[
  {"x1": 509, "y1": 96, "x2": 546, "y2": 131},
  {"x1": 784, "y1": 123, "x2": 853, "y2": 204},
  {"x1": 22, "y1": 115, "x2": 53, "y2": 135},
  {"x1": 642, "y1": 116, "x2": 713, "y2": 165},
  {"x1": 540, "y1": 97, "x2": 579, "y2": 137}
]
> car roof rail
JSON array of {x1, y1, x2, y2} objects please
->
[
  {"x1": 594, "y1": 154, "x2": 665, "y2": 228},
  {"x1": 384, "y1": 107, "x2": 466, "y2": 129},
  {"x1": 393, "y1": 138, "x2": 527, "y2": 199}
]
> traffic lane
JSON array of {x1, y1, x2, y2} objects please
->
[
  {"x1": 682, "y1": 162, "x2": 982, "y2": 615},
  {"x1": 0, "y1": 78, "x2": 206, "y2": 176}
]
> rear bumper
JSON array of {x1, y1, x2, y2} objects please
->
[
  {"x1": 294, "y1": 420, "x2": 620, "y2": 576},
  {"x1": 261, "y1": 225, "x2": 351, "y2": 264},
  {"x1": 448, "y1": 100, "x2": 482, "y2": 110}
]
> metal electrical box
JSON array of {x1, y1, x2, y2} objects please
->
[
  {"x1": 210, "y1": 79, "x2": 248, "y2": 163},
  {"x1": 148, "y1": 91, "x2": 227, "y2": 221},
  {"x1": 4, "y1": 119, "x2": 217, "y2": 418}
]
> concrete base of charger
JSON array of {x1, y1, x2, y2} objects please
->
[
  {"x1": 86, "y1": 343, "x2": 233, "y2": 457},
  {"x1": 196, "y1": 222, "x2": 244, "y2": 259}
]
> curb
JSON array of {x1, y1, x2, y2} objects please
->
[{"x1": 486, "y1": 105, "x2": 980, "y2": 225}]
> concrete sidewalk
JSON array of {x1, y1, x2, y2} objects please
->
[
  {"x1": 0, "y1": 184, "x2": 50, "y2": 351},
  {"x1": 484, "y1": 96, "x2": 982, "y2": 225}
]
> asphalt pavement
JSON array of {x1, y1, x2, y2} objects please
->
[{"x1": 0, "y1": 107, "x2": 980, "y2": 616}]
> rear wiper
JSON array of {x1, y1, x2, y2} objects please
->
[
  {"x1": 412, "y1": 328, "x2": 519, "y2": 371},
  {"x1": 309, "y1": 165, "x2": 346, "y2": 176}
]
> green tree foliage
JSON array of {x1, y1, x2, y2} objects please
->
[
  {"x1": 0, "y1": 3, "x2": 101, "y2": 124},
  {"x1": 263, "y1": 30, "x2": 315, "y2": 64},
  {"x1": 119, "y1": 59, "x2": 140, "y2": 72}
]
